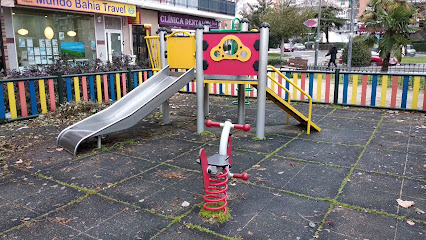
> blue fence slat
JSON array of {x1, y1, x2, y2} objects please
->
[
  {"x1": 219, "y1": 84, "x2": 223, "y2": 95},
  {"x1": 109, "y1": 74, "x2": 115, "y2": 101},
  {"x1": 28, "y1": 81, "x2": 38, "y2": 115},
  {"x1": 187, "y1": 83, "x2": 190, "y2": 92},
  {"x1": 401, "y1": 76, "x2": 409, "y2": 108},
  {"x1": 285, "y1": 72, "x2": 290, "y2": 100},
  {"x1": 148, "y1": 71, "x2": 153, "y2": 78},
  {"x1": 309, "y1": 73, "x2": 314, "y2": 98},
  {"x1": 133, "y1": 72, "x2": 138, "y2": 89},
  {"x1": 65, "y1": 77, "x2": 72, "y2": 102},
  {"x1": 371, "y1": 75, "x2": 378, "y2": 106},
  {"x1": 89, "y1": 76, "x2": 95, "y2": 102},
  {"x1": 0, "y1": 84, "x2": 5, "y2": 119},
  {"x1": 343, "y1": 74, "x2": 349, "y2": 104}
]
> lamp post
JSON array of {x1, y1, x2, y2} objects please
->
[
  {"x1": 347, "y1": 0, "x2": 356, "y2": 71},
  {"x1": 314, "y1": 0, "x2": 322, "y2": 69}
]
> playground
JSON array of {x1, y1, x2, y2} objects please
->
[
  {"x1": 0, "y1": 93, "x2": 425, "y2": 239},
  {"x1": 0, "y1": 19, "x2": 425, "y2": 239}
]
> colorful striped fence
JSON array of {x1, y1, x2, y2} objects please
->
[
  {"x1": 179, "y1": 69, "x2": 426, "y2": 111},
  {"x1": 0, "y1": 69, "x2": 152, "y2": 121},
  {"x1": 2, "y1": 68, "x2": 425, "y2": 122}
]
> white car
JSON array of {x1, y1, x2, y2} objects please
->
[
  {"x1": 293, "y1": 43, "x2": 306, "y2": 51},
  {"x1": 404, "y1": 45, "x2": 416, "y2": 57}
]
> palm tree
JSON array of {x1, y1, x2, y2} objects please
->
[{"x1": 360, "y1": 0, "x2": 418, "y2": 71}]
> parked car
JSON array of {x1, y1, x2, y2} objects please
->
[
  {"x1": 339, "y1": 55, "x2": 398, "y2": 66},
  {"x1": 404, "y1": 44, "x2": 416, "y2": 57},
  {"x1": 293, "y1": 43, "x2": 306, "y2": 51},
  {"x1": 283, "y1": 43, "x2": 294, "y2": 52}
]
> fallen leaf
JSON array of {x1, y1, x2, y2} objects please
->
[
  {"x1": 415, "y1": 208, "x2": 425, "y2": 214},
  {"x1": 406, "y1": 220, "x2": 415, "y2": 226},
  {"x1": 257, "y1": 168, "x2": 267, "y2": 171},
  {"x1": 397, "y1": 199, "x2": 415, "y2": 208},
  {"x1": 236, "y1": 228, "x2": 242, "y2": 232},
  {"x1": 309, "y1": 221, "x2": 316, "y2": 228},
  {"x1": 56, "y1": 148, "x2": 63, "y2": 151},
  {"x1": 15, "y1": 160, "x2": 23, "y2": 164},
  {"x1": 181, "y1": 201, "x2": 190, "y2": 207},
  {"x1": 248, "y1": 231, "x2": 253, "y2": 236}
]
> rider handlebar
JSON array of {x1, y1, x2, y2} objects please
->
[{"x1": 205, "y1": 120, "x2": 250, "y2": 132}]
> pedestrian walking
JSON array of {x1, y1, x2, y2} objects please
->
[{"x1": 326, "y1": 45, "x2": 338, "y2": 68}]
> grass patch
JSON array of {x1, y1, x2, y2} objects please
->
[
  {"x1": 199, "y1": 131, "x2": 214, "y2": 136},
  {"x1": 199, "y1": 202, "x2": 231, "y2": 223},
  {"x1": 400, "y1": 57, "x2": 426, "y2": 64},
  {"x1": 268, "y1": 53, "x2": 289, "y2": 58}
]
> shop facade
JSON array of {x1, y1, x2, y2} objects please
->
[{"x1": 2, "y1": 0, "x2": 136, "y2": 72}]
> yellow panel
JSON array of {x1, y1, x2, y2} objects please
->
[
  {"x1": 316, "y1": 74, "x2": 322, "y2": 102},
  {"x1": 412, "y1": 76, "x2": 420, "y2": 109},
  {"x1": 380, "y1": 75, "x2": 388, "y2": 107},
  {"x1": 167, "y1": 37, "x2": 196, "y2": 69},
  {"x1": 351, "y1": 75, "x2": 358, "y2": 104},
  {"x1": 292, "y1": 73, "x2": 298, "y2": 100},
  {"x1": 73, "y1": 77, "x2": 80, "y2": 103},
  {"x1": 116, "y1": 73, "x2": 121, "y2": 100},
  {"x1": 96, "y1": 75, "x2": 102, "y2": 103},
  {"x1": 38, "y1": 80, "x2": 47, "y2": 113},
  {"x1": 7, "y1": 82, "x2": 17, "y2": 119}
]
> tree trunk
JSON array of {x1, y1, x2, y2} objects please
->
[
  {"x1": 381, "y1": 53, "x2": 391, "y2": 72},
  {"x1": 280, "y1": 38, "x2": 285, "y2": 60},
  {"x1": 325, "y1": 26, "x2": 329, "y2": 43}
]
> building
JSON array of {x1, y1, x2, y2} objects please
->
[{"x1": 0, "y1": 0, "x2": 236, "y2": 74}]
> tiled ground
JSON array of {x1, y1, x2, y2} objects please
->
[{"x1": 0, "y1": 93, "x2": 425, "y2": 239}]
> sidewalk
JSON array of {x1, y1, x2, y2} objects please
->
[{"x1": 0, "y1": 93, "x2": 425, "y2": 239}]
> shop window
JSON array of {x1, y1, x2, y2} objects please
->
[
  {"x1": 13, "y1": 8, "x2": 96, "y2": 69},
  {"x1": 105, "y1": 16, "x2": 121, "y2": 30}
]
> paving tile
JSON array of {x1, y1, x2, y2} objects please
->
[
  {"x1": 329, "y1": 108, "x2": 360, "y2": 118},
  {"x1": 376, "y1": 122, "x2": 413, "y2": 135},
  {"x1": 394, "y1": 219, "x2": 426, "y2": 240},
  {"x1": 110, "y1": 137, "x2": 204, "y2": 162},
  {"x1": 0, "y1": 169, "x2": 85, "y2": 233},
  {"x1": 1, "y1": 218, "x2": 91, "y2": 240},
  {"x1": 317, "y1": 206, "x2": 397, "y2": 240},
  {"x1": 239, "y1": 193, "x2": 331, "y2": 240},
  {"x1": 100, "y1": 164, "x2": 204, "y2": 217},
  {"x1": 40, "y1": 152, "x2": 158, "y2": 190},
  {"x1": 399, "y1": 179, "x2": 426, "y2": 222},
  {"x1": 300, "y1": 128, "x2": 372, "y2": 146},
  {"x1": 369, "y1": 133, "x2": 410, "y2": 152},
  {"x1": 408, "y1": 137, "x2": 426, "y2": 155},
  {"x1": 155, "y1": 223, "x2": 227, "y2": 240},
  {"x1": 276, "y1": 139, "x2": 363, "y2": 167},
  {"x1": 338, "y1": 171, "x2": 402, "y2": 214},
  {"x1": 357, "y1": 149, "x2": 407, "y2": 176},
  {"x1": 405, "y1": 154, "x2": 426, "y2": 180},
  {"x1": 48, "y1": 194, "x2": 171, "y2": 238}
]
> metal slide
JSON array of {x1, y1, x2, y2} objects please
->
[{"x1": 57, "y1": 66, "x2": 195, "y2": 155}]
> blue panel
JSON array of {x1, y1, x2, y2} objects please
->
[
  {"x1": 285, "y1": 72, "x2": 290, "y2": 100},
  {"x1": 65, "y1": 78, "x2": 72, "y2": 102},
  {"x1": 186, "y1": 83, "x2": 190, "y2": 92},
  {"x1": 401, "y1": 76, "x2": 409, "y2": 108},
  {"x1": 109, "y1": 74, "x2": 115, "y2": 102},
  {"x1": 371, "y1": 75, "x2": 378, "y2": 106},
  {"x1": 133, "y1": 72, "x2": 137, "y2": 89},
  {"x1": 89, "y1": 76, "x2": 95, "y2": 102},
  {"x1": 29, "y1": 81, "x2": 38, "y2": 115},
  {"x1": 219, "y1": 84, "x2": 223, "y2": 95},
  {"x1": 149, "y1": 71, "x2": 153, "y2": 78},
  {"x1": 343, "y1": 74, "x2": 349, "y2": 104},
  {"x1": 0, "y1": 84, "x2": 5, "y2": 119},
  {"x1": 309, "y1": 73, "x2": 314, "y2": 97}
]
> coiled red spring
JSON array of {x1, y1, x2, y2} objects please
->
[{"x1": 203, "y1": 167, "x2": 229, "y2": 216}]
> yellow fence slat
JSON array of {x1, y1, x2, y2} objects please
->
[
  {"x1": 412, "y1": 76, "x2": 420, "y2": 109},
  {"x1": 351, "y1": 75, "x2": 358, "y2": 104},
  {"x1": 73, "y1": 77, "x2": 80, "y2": 102},
  {"x1": 292, "y1": 73, "x2": 298, "y2": 100},
  {"x1": 96, "y1": 75, "x2": 102, "y2": 103},
  {"x1": 380, "y1": 75, "x2": 388, "y2": 107},
  {"x1": 38, "y1": 79, "x2": 47, "y2": 113},
  {"x1": 7, "y1": 82, "x2": 17, "y2": 119},
  {"x1": 116, "y1": 73, "x2": 121, "y2": 100},
  {"x1": 138, "y1": 72, "x2": 143, "y2": 85},
  {"x1": 316, "y1": 73, "x2": 322, "y2": 102}
]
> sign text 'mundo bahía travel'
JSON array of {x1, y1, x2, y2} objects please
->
[{"x1": 17, "y1": 0, "x2": 136, "y2": 17}]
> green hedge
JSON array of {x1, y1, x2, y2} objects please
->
[{"x1": 412, "y1": 41, "x2": 426, "y2": 52}]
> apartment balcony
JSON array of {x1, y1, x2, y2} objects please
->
[{"x1": 144, "y1": 0, "x2": 235, "y2": 16}]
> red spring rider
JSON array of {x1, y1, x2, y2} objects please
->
[{"x1": 198, "y1": 120, "x2": 250, "y2": 216}]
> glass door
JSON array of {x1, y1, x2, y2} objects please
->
[
  {"x1": 106, "y1": 31, "x2": 122, "y2": 62},
  {"x1": 132, "y1": 25, "x2": 148, "y2": 63}
]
